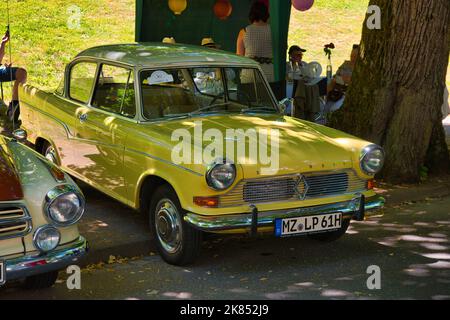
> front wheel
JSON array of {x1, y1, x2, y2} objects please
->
[
  {"x1": 308, "y1": 219, "x2": 351, "y2": 242},
  {"x1": 149, "y1": 185, "x2": 202, "y2": 266}
]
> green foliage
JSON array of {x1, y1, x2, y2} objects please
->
[{"x1": 1, "y1": 0, "x2": 134, "y2": 96}]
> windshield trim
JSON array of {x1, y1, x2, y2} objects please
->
[{"x1": 137, "y1": 66, "x2": 279, "y2": 122}]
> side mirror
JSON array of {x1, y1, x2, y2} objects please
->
[
  {"x1": 278, "y1": 98, "x2": 294, "y2": 116},
  {"x1": 12, "y1": 129, "x2": 27, "y2": 142}
]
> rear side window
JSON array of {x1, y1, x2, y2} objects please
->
[
  {"x1": 69, "y1": 62, "x2": 97, "y2": 103},
  {"x1": 92, "y1": 64, "x2": 136, "y2": 118}
]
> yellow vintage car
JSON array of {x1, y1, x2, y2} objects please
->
[{"x1": 19, "y1": 43, "x2": 384, "y2": 265}]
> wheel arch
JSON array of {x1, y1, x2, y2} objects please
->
[
  {"x1": 34, "y1": 136, "x2": 60, "y2": 164},
  {"x1": 137, "y1": 174, "x2": 175, "y2": 215}
]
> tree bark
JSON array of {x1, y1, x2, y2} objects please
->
[{"x1": 329, "y1": 0, "x2": 450, "y2": 183}]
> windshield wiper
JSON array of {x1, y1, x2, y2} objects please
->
[
  {"x1": 190, "y1": 102, "x2": 231, "y2": 115},
  {"x1": 162, "y1": 113, "x2": 191, "y2": 120}
]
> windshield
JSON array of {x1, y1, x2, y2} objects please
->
[{"x1": 140, "y1": 67, "x2": 277, "y2": 120}]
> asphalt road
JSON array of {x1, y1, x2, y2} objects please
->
[{"x1": 1, "y1": 190, "x2": 450, "y2": 300}]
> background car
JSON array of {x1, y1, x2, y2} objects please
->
[
  {"x1": 19, "y1": 43, "x2": 384, "y2": 266},
  {"x1": 0, "y1": 130, "x2": 87, "y2": 289}
]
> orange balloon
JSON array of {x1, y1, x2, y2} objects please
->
[
  {"x1": 214, "y1": 0, "x2": 233, "y2": 20},
  {"x1": 168, "y1": 0, "x2": 187, "y2": 15}
]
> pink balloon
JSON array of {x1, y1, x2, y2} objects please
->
[{"x1": 292, "y1": 0, "x2": 314, "y2": 12}]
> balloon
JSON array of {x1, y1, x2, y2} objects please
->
[
  {"x1": 292, "y1": 0, "x2": 314, "y2": 12},
  {"x1": 168, "y1": 0, "x2": 187, "y2": 15},
  {"x1": 214, "y1": 0, "x2": 233, "y2": 20}
]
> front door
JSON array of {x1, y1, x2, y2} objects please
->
[{"x1": 74, "y1": 63, "x2": 136, "y2": 203}]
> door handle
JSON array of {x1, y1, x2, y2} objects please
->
[{"x1": 79, "y1": 113, "x2": 88, "y2": 123}]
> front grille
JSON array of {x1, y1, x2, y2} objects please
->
[
  {"x1": 244, "y1": 178, "x2": 297, "y2": 202},
  {"x1": 0, "y1": 205, "x2": 32, "y2": 240},
  {"x1": 219, "y1": 170, "x2": 367, "y2": 207},
  {"x1": 305, "y1": 172, "x2": 349, "y2": 197}
]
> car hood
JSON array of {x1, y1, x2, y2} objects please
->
[
  {"x1": 139, "y1": 114, "x2": 356, "y2": 178},
  {"x1": 0, "y1": 136, "x2": 24, "y2": 201}
]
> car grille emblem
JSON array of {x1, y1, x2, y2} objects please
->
[{"x1": 294, "y1": 174, "x2": 309, "y2": 200}]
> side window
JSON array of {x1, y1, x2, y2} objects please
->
[
  {"x1": 69, "y1": 62, "x2": 97, "y2": 103},
  {"x1": 92, "y1": 64, "x2": 136, "y2": 118}
]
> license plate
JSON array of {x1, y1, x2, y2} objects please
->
[
  {"x1": 0, "y1": 261, "x2": 5, "y2": 286},
  {"x1": 275, "y1": 213, "x2": 342, "y2": 237}
]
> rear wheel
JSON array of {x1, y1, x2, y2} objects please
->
[
  {"x1": 149, "y1": 185, "x2": 202, "y2": 266},
  {"x1": 41, "y1": 141, "x2": 58, "y2": 165},
  {"x1": 308, "y1": 219, "x2": 351, "y2": 242},
  {"x1": 23, "y1": 271, "x2": 59, "y2": 290}
]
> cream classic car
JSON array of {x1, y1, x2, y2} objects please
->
[
  {"x1": 0, "y1": 130, "x2": 87, "y2": 289},
  {"x1": 19, "y1": 43, "x2": 384, "y2": 266}
]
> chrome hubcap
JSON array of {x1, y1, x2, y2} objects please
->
[
  {"x1": 45, "y1": 146, "x2": 57, "y2": 164},
  {"x1": 155, "y1": 199, "x2": 182, "y2": 254}
]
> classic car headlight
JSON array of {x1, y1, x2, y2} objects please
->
[
  {"x1": 33, "y1": 225, "x2": 61, "y2": 252},
  {"x1": 206, "y1": 161, "x2": 236, "y2": 190},
  {"x1": 44, "y1": 185, "x2": 85, "y2": 227},
  {"x1": 360, "y1": 145, "x2": 385, "y2": 175}
]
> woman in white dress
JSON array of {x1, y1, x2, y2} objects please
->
[{"x1": 236, "y1": 1, "x2": 274, "y2": 83}]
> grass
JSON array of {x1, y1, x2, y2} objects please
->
[
  {"x1": 0, "y1": 0, "x2": 448, "y2": 101},
  {"x1": 1, "y1": 0, "x2": 135, "y2": 96},
  {"x1": 289, "y1": 0, "x2": 369, "y2": 77}
]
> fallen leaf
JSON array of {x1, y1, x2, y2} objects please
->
[{"x1": 108, "y1": 255, "x2": 116, "y2": 264}]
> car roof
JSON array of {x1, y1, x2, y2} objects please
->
[{"x1": 76, "y1": 43, "x2": 259, "y2": 67}]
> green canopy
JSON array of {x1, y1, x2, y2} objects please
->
[{"x1": 135, "y1": 0, "x2": 291, "y2": 96}]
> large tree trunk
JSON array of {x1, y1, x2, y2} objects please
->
[{"x1": 329, "y1": 0, "x2": 450, "y2": 183}]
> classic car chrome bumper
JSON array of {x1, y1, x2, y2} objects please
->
[
  {"x1": 3, "y1": 236, "x2": 88, "y2": 282},
  {"x1": 184, "y1": 195, "x2": 385, "y2": 232}
]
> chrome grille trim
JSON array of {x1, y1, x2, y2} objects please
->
[
  {"x1": 0, "y1": 204, "x2": 33, "y2": 240},
  {"x1": 219, "y1": 170, "x2": 367, "y2": 207}
]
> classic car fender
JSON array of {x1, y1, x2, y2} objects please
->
[
  {"x1": 299, "y1": 120, "x2": 380, "y2": 179},
  {"x1": 6, "y1": 140, "x2": 82, "y2": 252},
  {"x1": 130, "y1": 150, "x2": 244, "y2": 213}
]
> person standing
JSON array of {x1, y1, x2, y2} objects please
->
[
  {"x1": 236, "y1": 1, "x2": 274, "y2": 83},
  {"x1": 0, "y1": 30, "x2": 27, "y2": 124}
]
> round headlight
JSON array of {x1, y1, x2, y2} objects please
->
[
  {"x1": 45, "y1": 185, "x2": 85, "y2": 227},
  {"x1": 33, "y1": 225, "x2": 60, "y2": 252},
  {"x1": 360, "y1": 145, "x2": 385, "y2": 175},
  {"x1": 206, "y1": 161, "x2": 236, "y2": 190}
]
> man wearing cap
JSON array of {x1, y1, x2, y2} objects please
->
[
  {"x1": 286, "y1": 45, "x2": 307, "y2": 99},
  {"x1": 287, "y1": 45, "x2": 307, "y2": 75}
]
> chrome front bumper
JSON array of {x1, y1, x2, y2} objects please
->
[
  {"x1": 3, "y1": 236, "x2": 88, "y2": 282},
  {"x1": 184, "y1": 195, "x2": 385, "y2": 232}
]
